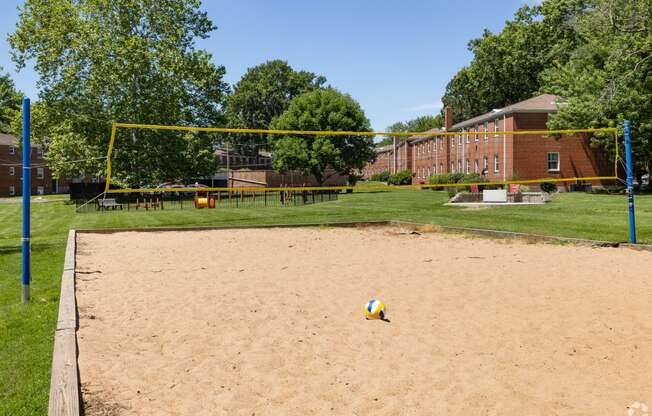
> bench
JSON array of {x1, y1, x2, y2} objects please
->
[{"x1": 98, "y1": 198, "x2": 123, "y2": 211}]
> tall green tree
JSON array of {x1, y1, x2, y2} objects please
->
[
  {"x1": 441, "y1": 0, "x2": 589, "y2": 122},
  {"x1": 0, "y1": 68, "x2": 22, "y2": 134},
  {"x1": 269, "y1": 88, "x2": 374, "y2": 185},
  {"x1": 9, "y1": 0, "x2": 229, "y2": 185},
  {"x1": 224, "y1": 60, "x2": 326, "y2": 155},
  {"x1": 542, "y1": 0, "x2": 652, "y2": 180}
]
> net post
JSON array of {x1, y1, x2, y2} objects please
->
[
  {"x1": 623, "y1": 120, "x2": 637, "y2": 244},
  {"x1": 21, "y1": 97, "x2": 31, "y2": 304},
  {"x1": 104, "y1": 123, "x2": 117, "y2": 193}
]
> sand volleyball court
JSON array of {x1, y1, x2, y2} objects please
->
[{"x1": 75, "y1": 226, "x2": 652, "y2": 415}]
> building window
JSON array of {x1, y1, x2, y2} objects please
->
[
  {"x1": 474, "y1": 126, "x2": 479, "y2": 142},
  {"x1": 37, "y1": 168, "x2": 44, "y2": 180},
  {"x1": 451, "y1": 162, "x2": 455, "y2": 173},
  {"x1": 483, "y1": 156, "x2": 488, "y2": 171},
  {"x1": 466, "y1": 159, "x2": 470, "y2": 174},
  {"x1": 458, "y1": 160, "x2": 462, "y2": 173},
  {"x1": 474, "y1": 159, "x2": 479, "y2": 173},
  {"x1": 9, "y1": 186, "x2": 15, "y2": 196},
  {"x1": 494, "y1": 118, "x2": 500, "y2": 136},
  {"x1": 9, "y1": 166, "x2": 15, "y2": 176},
  {"x1": 9, "y1": 146, "x2": 15, "y2": 155},
  {"x1": 494, "y1": 155, "x2": 500, "y2": 173},
  {"x1": 465, "y1": 128, "x2": 470, "y2": 143},
  {"x1": 440, "y1": 163, "x2": 443, "y2": 173},
  {"x1": 37, "y1": 147, "x2": 43, "y2": 159},
  {"x1": 37, "y1": 186, "x2": 44, "y2": 195},
  {"x1": 548, "y1": 152, "x2": 560, "y2": 171},
  {"x1": 483, "y1": 121, "x2": 489, "y2": 141}
]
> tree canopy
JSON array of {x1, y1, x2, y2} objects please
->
[
  {"x1": 224, "y1": 60, "x2": 326, "y2": 157},
  {"x1": 441, "y1": 0, "x2": 588, "y2": 123},
  {"x1": 269, "y1": 88, "x2": 374, "y2": 185},
  {"x1": 440, "y1": 0, "x2": 651, "y2": 177},
  {"x1": 0, "y1": 69, "x2": 22, "y2": 134},
  {"x1": 542, "y1": 0, "x2": 652, "y2": 179},
  {"x1": 225, "y1": 60, "x2": 326, "y2": 130},
  {"x1": 9, "y1": 0, "x2": 229, "y2": 184}
]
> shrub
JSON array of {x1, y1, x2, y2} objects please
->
[
  {"x1": 388, "y1": 169, "x2": 413, "y2": 185},
  {"x1": 450, "y1": 172, "x2": 466, "y2": 183},
  {"x1": 458, "y1": 173, "x2": 482, "y2": 184},
  {"x1": 540, "y1": 182, "x2": 557, "y2": 193},
  {"x1": 370, "y1": 171, "x2": 390, "y2": 182},
  {"x1": 428, "y1": 173, "x2": 454, "y2": 190}
]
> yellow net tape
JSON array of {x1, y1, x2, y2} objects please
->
[{"x1": 104, "y1": 123, "x2": 620, "y2": 194}]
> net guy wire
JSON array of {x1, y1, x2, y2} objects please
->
[{"x1": 104, "y1": 122, "x2": 620, "y2": 194}]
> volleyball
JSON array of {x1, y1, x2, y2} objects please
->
[{"x1": 364, "y1": 299, "x2": 386, "y2": 320}]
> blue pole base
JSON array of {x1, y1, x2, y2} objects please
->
[{"x1": 22, "y1": 285, "x2": 30, "y2": 304}]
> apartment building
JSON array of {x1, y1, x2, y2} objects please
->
[
  {"x1": 363, "y1": 94, "x2": 613, "y2": 189},
  {"x1": 0, "y1": 133, "x2": 54, "y2": 197}
]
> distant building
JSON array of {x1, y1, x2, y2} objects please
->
[
  {"x1": 362, "y1": 94, "x2": 613, "y2": 190},
  {"x1": 214, "y1": 148, "x2": 272, "y2": 170},
  {"x1": 0, "y1": 133, "x2": 62, "y2": 196}
]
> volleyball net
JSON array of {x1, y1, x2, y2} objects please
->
[{"x1": 100, "y1": 122, "x2": 620, "y2": 195}]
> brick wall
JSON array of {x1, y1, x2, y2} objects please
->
[
  {"x1": 361, "y1": 111, "x2": 612, "y2": 189},
  {"x1": 0, "y1": 143, "x2": 54, "y2": 197},
  {"x1": 512, "y1": 114, "x2": 613, "y2": 189},
  {"x1": 448, "y1": 116, "x2": 515, "y2": 182},
  {"x1": 230, "y1": 169, "x2": 347, "y2": 188},
  {"x1": 362, "y1": 149, "x2": 392, "y2": 178},
  {"x1": 411, "y1": 137, "x2": 449, "y2": 184}
]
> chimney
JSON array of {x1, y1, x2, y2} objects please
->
[{"x1": 444, "y1": 106, "x2": 453, "y2": 131}]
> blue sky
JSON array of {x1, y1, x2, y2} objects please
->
[{"x1": 0, "y1": 0, "x2": 533, "y2": 131}]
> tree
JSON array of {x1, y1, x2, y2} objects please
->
[
  {"x1": 9, "y1": 0, "x2": 229, "y2": 185},
  {"x1": 377, "y1": 115, "x2": 443, "y2": 147},
  {"x1": 0, "y1": 68, "x2": 22, "y2": 134},
  {"x1": 542, "y1": 0, "x2": 652, "y2": 180},
  {"x1": 224, "y1": 60, "x2": 326, "y2": 156},
  {"x1": 269, "y1": 88, "x2": 374, "y2": 185},
  {"x1": 226, "y1": 60, "x2": 326, "y2": 130},
  {"x1": 441, "y1": 0, "x2": 589, "y2": 122}
]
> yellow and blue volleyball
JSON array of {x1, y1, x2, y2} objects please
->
[{"x1": 364, "y1": 299, "x2": 386, "y2": 320}]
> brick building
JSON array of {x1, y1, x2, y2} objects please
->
[
  {"x1": 363, "y1": 94, "x2": 612, "y2": 189},
  {"x1": 0, "y1": 133, "x2": 57, "y2": 197},
  {"x1": 214, "y1": 148, "x2": 272, "y2": 170}
]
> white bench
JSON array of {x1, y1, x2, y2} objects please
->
[{"x1": 99, "y1": 198, "x2": 123, "y2": 210}]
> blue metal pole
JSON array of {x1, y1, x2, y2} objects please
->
[
  {"x1": 22, "y1": 97, "x2": 31, "y2": 303},
  {"x1": 623, "y1": 119, "x2": 637, "y2": 244}
]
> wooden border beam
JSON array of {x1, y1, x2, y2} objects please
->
[{"x1": 48, "y1": 230, "x2": 80, "y2": 416}]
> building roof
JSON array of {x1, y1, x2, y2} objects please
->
[
  {"x1": 408, "y1": 127, "x2": 444, "y2": 144},
  {"x1": 374, "y1": 144, "x2": 393, "y2": 153},
  {"x1": 450, "y1": 94, "x2": 561, "y2": 130},
  {"x1": 0, "y1": 133, "x2": 19, "y2": 146}
]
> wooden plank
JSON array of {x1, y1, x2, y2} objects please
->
[
  {"x1": 49, "y1": 230, "x2": 80, "y2": 416},
  {"x1": 48, "y1": 329, "x2": 80, "y2": 416},
  {"x1": 56, "y1": 270, "x2": 76, "y2": 331},
  {"x1": 63, "y1": 230, "x2": 75, "y2": 272}
]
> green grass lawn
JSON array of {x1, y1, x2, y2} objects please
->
[{"x1": 1, "y1": 190, "x2": 650, "y2": 415}]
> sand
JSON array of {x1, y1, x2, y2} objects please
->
[{"x1": 75, "y1": 226, "x2": 652, "y2": 416}]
